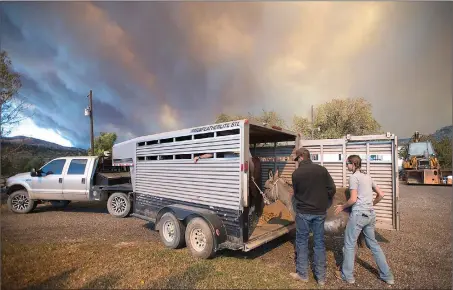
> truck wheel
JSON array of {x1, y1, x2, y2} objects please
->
[
  {"x1": 185, "y1": 217, "x2": 216, "y2": 259},
  {"x1": 50, "y1": 200, "x2": 71, "y2": 208},
  {"x1": 7, "y1": 190, "x2": 36, "y2": 214},
  {"x1": 158, "y1": 212, "x2": 186, "y2": 249},
  {"x1": 107, "y1": 192, "x2": 131, "y2": 218}
]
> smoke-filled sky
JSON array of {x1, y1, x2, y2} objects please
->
[{"x1": 1, "y1": 1, "x2": 452, "y2": 148}]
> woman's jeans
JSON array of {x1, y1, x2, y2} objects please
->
[{"x1": 341, "y1": 209, "x2": 394, "y2": 282}]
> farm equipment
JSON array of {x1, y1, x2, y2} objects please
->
[{"x1": 402, "y1": 131, "x2": 452, "y2": 185}]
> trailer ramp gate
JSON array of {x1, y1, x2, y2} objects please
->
[{"x1": 299, "y1": 134, "x2": 400, "y2": 231}]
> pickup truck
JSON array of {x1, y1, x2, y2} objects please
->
[{"x1": 4, "y1": 156, "x2": 133, "y2": 217}]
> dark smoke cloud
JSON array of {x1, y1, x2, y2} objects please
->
[{"x1": 1, "y1": 1, "x2": 451, "y2": 148}]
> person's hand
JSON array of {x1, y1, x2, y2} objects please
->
[
  {"x1": 194, "y1": 156, "x2": 199, "y2": 163},
  {"x1": 334, "y1": 204, "x2": 344, "y2": 215}
]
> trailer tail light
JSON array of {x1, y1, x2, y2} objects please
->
[
  {"x1": 244, "y1": 119, "x2": 249, "y2": 124},
  {"x1": 272, "y1": 125, "x2": 282, "y2": 130},
  {"x1": 241, "y1": 161, "x2": 249, "y2": 172}
]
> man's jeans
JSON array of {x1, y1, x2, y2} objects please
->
[
  {"x1": 295, "y1": 213, "x2": 326, "y2": 282},
  {"x1": 341, "y1": 209, "x2": 394, "y2": 282}
]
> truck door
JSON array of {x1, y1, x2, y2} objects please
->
[
  {"x1": 31, "y1": 158, "x2": 67, "y2": 200},
  {"x1": 62, "y1": 158, "x2": 90, "y2": 201}
]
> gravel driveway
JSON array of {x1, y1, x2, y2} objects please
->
[{"x1": 1, "y1": 183, "x2": 451, "y2": 289}]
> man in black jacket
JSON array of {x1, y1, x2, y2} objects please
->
[{"x1": 290, "y1": 147, "x2": 336, "y2": 286}]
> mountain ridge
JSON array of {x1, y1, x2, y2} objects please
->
[
  {"x1": 1, "y1": 136, "x2": 86, "y2": 152},
  {"x1": 398, "y1": 125, "x2": 452, "y2": 145},
  {"x1": 3, "y1": 125, "x2": 451, "y2": 150}
]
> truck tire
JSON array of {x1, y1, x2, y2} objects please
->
[
  {"x1": 50, "y1": 200, "x2": 71, "y2": 208},
  {"x1": 158, "y1": 212, "x2": 186, "y2": 249},
  {"x1": 107, "y1": 192, "x2": 131, "y2": 218},
  {"x1": 7, "y1": 190, "x2": 36, "y2": 214},
  {"x1": 185, "y1": 217, "x2": 216, "y2": 259}
]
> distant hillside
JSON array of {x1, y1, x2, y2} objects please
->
[
  {"x1": 399, "y1": 125, "x2": 452, "y2": 145},
  {"x1": 2, "y1": 136, "x2": 85, "y2": 151},
  {"x1": 432, "y1": 125, "x2": 452, "y2": 141},
  {"x1": 399, "y1": 138, "x2": 411, "y2": 145},
  {"x1": 1, "y1": 136, "x2": 87, "y2": 177}
]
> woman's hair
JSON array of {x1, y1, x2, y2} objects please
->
[{"x1": 347, "y1": 154, "x2": 363, "y2": 174}]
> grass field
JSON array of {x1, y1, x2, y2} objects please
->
[{"x1": 1, "y1": 183, "x2": 451, "y2": 289}]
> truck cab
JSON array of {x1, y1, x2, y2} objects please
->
[{"x1": 5, "y1": 156, "x2": 132, "y2": 215}]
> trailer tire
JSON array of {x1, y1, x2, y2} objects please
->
[
  {"x1": 7, "y1": 190, "x2": 36, "y2": 214},
  {"x1": 185, "y1": 217, "x2": 216, "y2": 259},
  {"x1": 158, "y1": 212, "x2": 186, "y2": 249},
  {"x1": 107, "y1": 192, "x2": 131, "y2": 218}
]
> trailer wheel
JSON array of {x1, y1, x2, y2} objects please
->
[
  {"x1": 7, "y1": 190, "x2": 36, "y2": 214},
  {"x1": 185, "y1": 217, "x2": 216, "y2": 259},
  {"x1": 158, "y1": 212, "x2": 186, "y2": 249},
  {"x1": 107, "y1": 192, "x2": 131, "y2": 218}
]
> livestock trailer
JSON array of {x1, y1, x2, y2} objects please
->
[{"x1": 111, "y1": 120, "x2": 301, "y2": 258}]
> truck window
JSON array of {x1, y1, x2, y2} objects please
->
[
  {"x1": 67, "y1": 159, "x2": 88, "y2": 175},
  {"x1": 40, "y1": 159, "x2": 66, "y2": 175}
]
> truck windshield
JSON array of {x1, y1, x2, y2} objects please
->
[{"x1": 408, "y1": 142, "x2": 435, "y2": 156}]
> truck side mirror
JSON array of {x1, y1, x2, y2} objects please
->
[{"x1": 30, "y1": 168, "x2": 37, "y2": 177}]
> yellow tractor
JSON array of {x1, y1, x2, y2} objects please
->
[{"x1": 402, "y1": 131, "x2": 452, "y2": 185}]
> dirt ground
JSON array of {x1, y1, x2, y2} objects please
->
[{"x1": 1, "y1": 183, "x2": 451, "y2": 289}]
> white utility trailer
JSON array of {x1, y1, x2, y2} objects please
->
[{"x1": 111, "y1": 120, "x2": 301, "y2": 258}]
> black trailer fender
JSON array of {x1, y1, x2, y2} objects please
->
[{"x1": 156, "y1": 204, "x2": 227, "y2": 248}]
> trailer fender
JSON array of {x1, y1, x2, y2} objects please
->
[{"x1": 156, "y1": 204, "x2": 227, "y2": 247}]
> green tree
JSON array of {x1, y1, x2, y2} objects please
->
[
  {"x1": 1, "y1": 50, "x2": 27, "y2": 136},
  {"x1": 311, "y1": 97, "x2": 382, "y2": 139},
  {"x1": 215, "y1": 113, "x2": 249, "y2": 123},
  {"x1": 253, "y1": 109, "x2": 286, "y2": 129},
  {"x1": 24, "y1": 156, "x2": 45, "y2": 171},
  {"x1": 291, "y1": 116, "x2": 312, "y2": 138},
  {"x1": 93, "y1": 132, "x2": 117, "y2": 156},
  {"x1": 434, "y1": 137, "x2": 452, "y2": 169},
  {"x1": 215, "y1": 109, "x2": 286, "y2": 128},
  {"x1": 215, "y1": 98, "x2": 381, "y2": 139}
]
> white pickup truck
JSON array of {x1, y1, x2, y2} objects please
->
[{"x1": 4, "y1": 156, "x2": 133, "y2": 217}]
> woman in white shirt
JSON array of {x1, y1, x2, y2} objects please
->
[{"x1": 334, "y1": 154, "x2": 395, "y2": 285}]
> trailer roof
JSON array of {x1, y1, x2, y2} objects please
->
[
  {"x1": 113, "y1": 119, "x2": 299, "y2": 147},
  {"x1": 249, "y1": 122, "x2": 298, "y2": 143}
]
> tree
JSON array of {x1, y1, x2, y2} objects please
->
[
  {"x1": 215, "y1": 98, "x2": 381, "y2": 140},
  {"x1": 1, "y1": 50, "x2": 27, "y2": 136},
  {"x1": 434, "y1": 137, "x2": 452, "y2": 169},
  {"x1": 253, "y1": 109, "x2": 286, "y2": 129},
  {"x1": 215, "y1": 113, "x2": 249, "y2": 123},
  {"x1": 215, "y1": 109, "x2": 287, "y2": 129},
  {"x1": 311, "y1": 97, "x2": 382, "y2": 139},
  {"x1": 93, "y1": 132, "x2": 117, "y2": 156},
  {"x1": 24, "y1": 156, "x2": 45, "y2": 171},
  {"x1": 291, "y1": 116, "x2": 312, "y2": 138}
]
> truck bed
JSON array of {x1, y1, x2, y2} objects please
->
[
  {"x1": 94, "y1": 183, "x2": 133, "y2": 192},
  {"x1": 95, "y1": 171, "x2": 131, "y2": 186}
]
